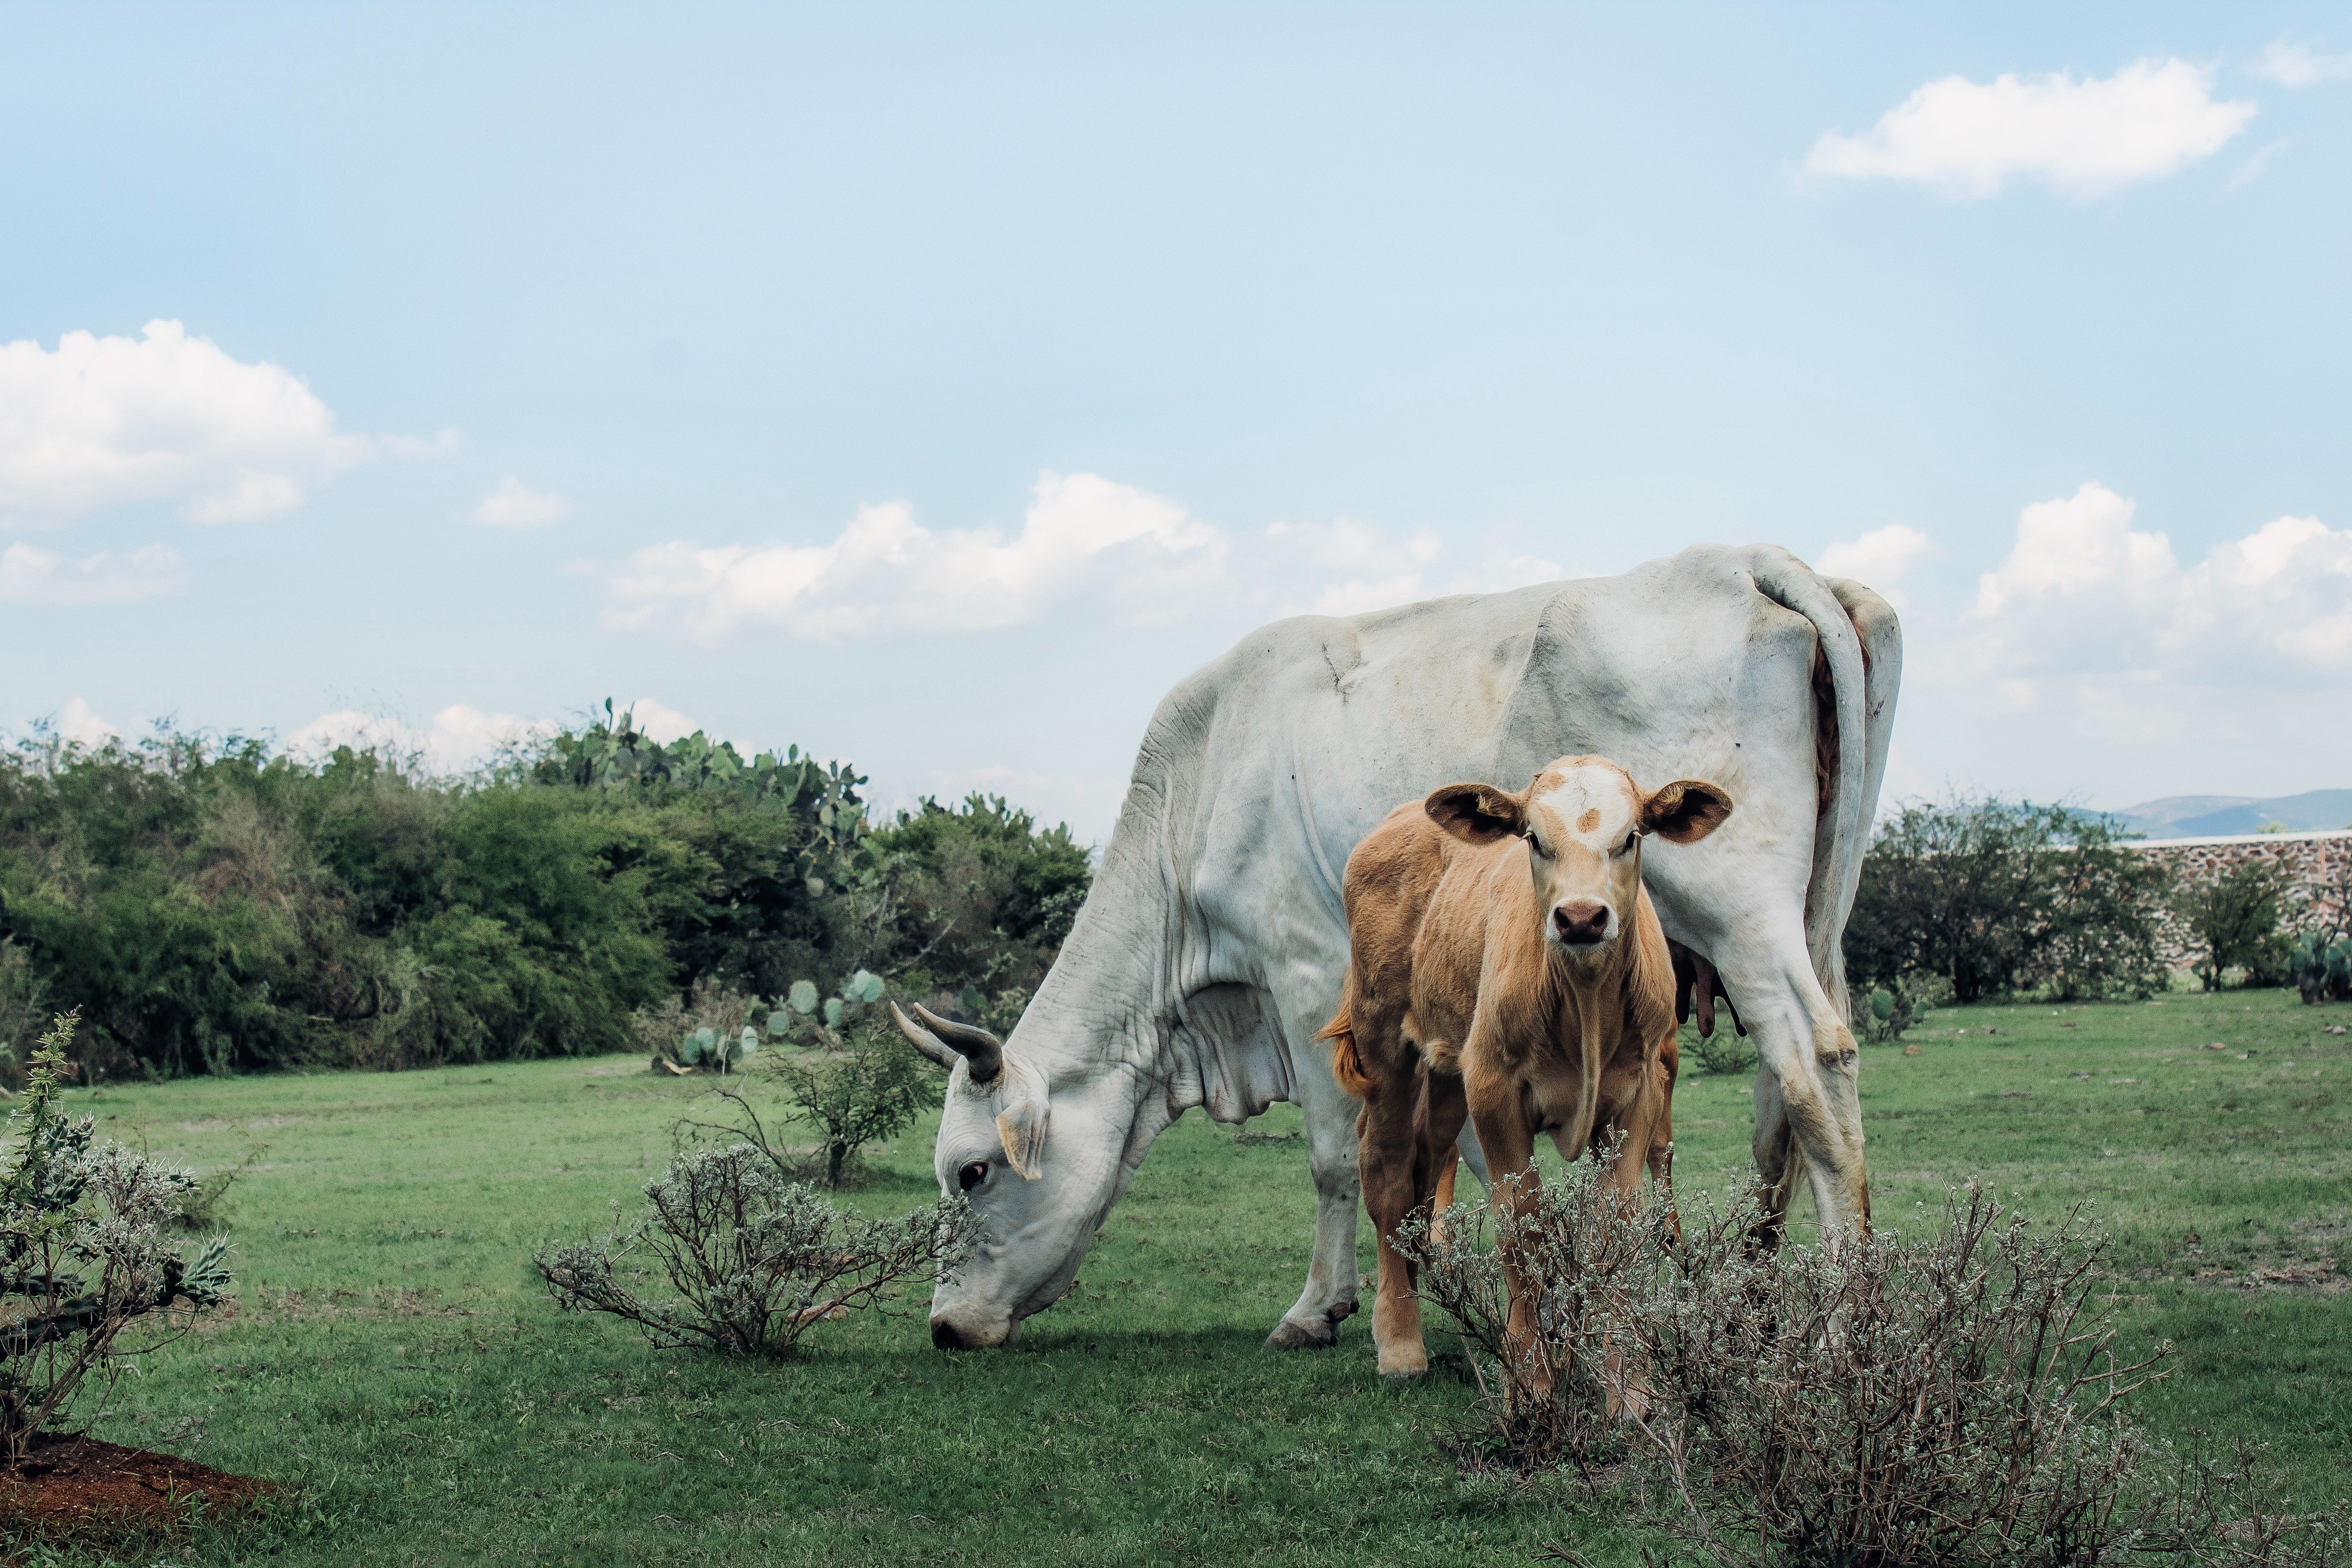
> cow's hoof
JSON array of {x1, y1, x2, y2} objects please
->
[
  {"x1": 1264, "y1": 1315, "x2": 1340, "y2": 1350},
  {"x1": 1379, "y1": 1367, "x2": 1427, "y2": 1382}
]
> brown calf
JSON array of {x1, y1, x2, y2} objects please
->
[{"x1": 1322, "y1": 755, "x2": 1731, "y2": 1378}]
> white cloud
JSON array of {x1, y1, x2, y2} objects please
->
[
  {"x1": 1815, "y1": 524, "x2": 1938, "y2": 607},
  {"x1": 2249, "y1": 40, "x2": 2352, "y2": 88},
  {"x1": 286, "y1": 703, "x2": 555, "y2": 773},
  {"x1": 0, "y1": 319, "x2": 439, "y2": 527},
  {"x1": 475, "y1": 476, "x2": 569, "y2": 528},
  {"x1": 0, "y1": 541, "x2": 187, "y2": 604},
  {"x1": 608, "y1": 469, "x2": 1569, "y2": 643},
  {"x1": 1876, "y1": 486, "x2": 2352, "y2": 815},
  {"x1": 1968, "y1": 482, "x2": 2352, "y2": 686},
  {"x1": 51, "y1": 698, "x2": 120, "y2": 748},
  {"x1": 1805, "y1": 59, "x2": 2256, "y2": 198},
  {"x1": 609, "y1": 471, "x2": 1225, "y2": 642}
]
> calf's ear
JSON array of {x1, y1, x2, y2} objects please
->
[
  {"x1": 1425, "y1": 782, "x2": 1527, "y2": 844},
  {"x1": 1641, "y1": 779, "x2": 1734, "y2": 844}
]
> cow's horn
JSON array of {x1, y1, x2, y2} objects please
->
[{"x1": 891, "y1": 1001, "x2": 1004, "y2": 1084}]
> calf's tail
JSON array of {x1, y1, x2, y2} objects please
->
[{"x1": 1316, "y1": 994, "x2": 1376, "y2": 1099}]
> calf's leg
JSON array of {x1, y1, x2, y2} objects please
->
[{"x1": 1466, "y1": 1085, "x2": 1547, "y2": 1395}]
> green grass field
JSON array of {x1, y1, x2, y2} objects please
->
[{"x1": 30, "y1": 988, "x2": 2352, "y2": 1566}]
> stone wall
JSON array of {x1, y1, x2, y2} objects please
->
[{"x1": 2122, "y1": 829, "x2": 2352, "y2": 968}]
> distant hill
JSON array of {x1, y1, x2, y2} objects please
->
[{"x1": 2109, "y1": 790, "x2": 2352, "y2": 838}]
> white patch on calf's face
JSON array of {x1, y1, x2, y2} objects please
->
[
  {"x1": 1524, "y1": 759, "x2": 1645, "y2": 951},
  {"x1": 1530, "y1": 765, "x2": 1638, "y2": 851}
]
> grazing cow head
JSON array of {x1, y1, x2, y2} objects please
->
[
  {"x1": 1426, "y1": 757, "x2": 1732, "y2": 957},
  {"x1": 890, "y1": 1002, "x2": 1121, "y2": 1349}
]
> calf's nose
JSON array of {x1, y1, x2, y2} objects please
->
[
  {"x1": 930, "y1": 1318, "x2": 968, "y2": 1349},
  {"x1": 1552, "y1": 900, "x2": 1610, "y2": 945}
]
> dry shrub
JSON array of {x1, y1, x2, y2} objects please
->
[
  {"x1": 534, "y1": 1102, "x2": 975, "y2": 1357},
  {"x1": 1405, "y1": 1163, "x2": 2348, "y2": 1567}
]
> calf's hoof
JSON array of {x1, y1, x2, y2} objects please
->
[
  {"x1": 1376, "y1": 1349, "x2": 1429, "y2": 1381},
  {"x1": 1264, "y1": 1314, "x2": 1341, "y2": 1350}
]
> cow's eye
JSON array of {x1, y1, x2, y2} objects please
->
[
  {"x1": 1526, "y1": 833, "x2": 1549, "y2": 859},
  {"x1": 1620, "y1": 831, "x2": 1639, "y2": 854},
  {"x1": 957, "y1": 1161, "x2": 989, "y2": 1192}
]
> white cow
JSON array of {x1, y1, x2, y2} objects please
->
[{"x1": 894, "y1": 545, "x2": 1900, "y2": 1349}]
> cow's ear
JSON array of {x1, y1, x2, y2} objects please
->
[
  {"x1": 1641, "y1": 779, "x2": 1733, "y2": 844},
  {"x1": 993, "y1": 1054, "x2": 1052, "y2": 1179},
  {"x1": 1426, "y1": 782, "x2": 1526, "y2": 844}
]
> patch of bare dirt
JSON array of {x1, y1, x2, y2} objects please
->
[{"x1": 0, "y1": 1433, "x2": 272, "y2": 1548}]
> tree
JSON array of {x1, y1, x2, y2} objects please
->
[
  {"x1": 2171, "y1": 859, "x2": 2292, "y2": 992},
  {"x1": 1846, "y1": 796, "x2": 2165, "y2": 1005},
  {"x1": 860, "y1": 793, "x2": 1092, "y2": 995}
]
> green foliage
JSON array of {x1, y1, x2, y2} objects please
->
[
  {"x1": 0, "y1": 935, "x2": 47, "y2": 1087},
  {"x1": 861, "y1": 793, "x2": 1091, "y2": 997},
  {"x1": 2173, "y1": 859, "x2": 2294, "y2": 992},
  {"x1": 633, "y1": 980, "x2": 764, "y2": 1074},
  {"x1": 0, "y1": 711, "x2": 1093, "y2": 1075},
  {"x1": 2290, "y1": 935, "x2": 2352, "y2": 1005},
  {"x1": 1684, "y1": 1019, "x2": 1758, "y2": 1077},
  {"x1": 0, "y1": 1013, "x2": 232, "y2": 1459},
  {"x1": 766, "y1": 1016, "x2": 939, "y2": 1187},
  {"x1": 1859, "y1": 977, "x2": 1934, "y2": 1043},
  {"x1": 1848, "y1": 795, "x2": 2169, "y2": 1005}
]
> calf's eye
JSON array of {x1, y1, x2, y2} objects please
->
[{"x1": 958, "y1": 1161, "x2": 989, "y2": 1192}]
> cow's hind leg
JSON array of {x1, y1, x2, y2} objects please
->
[{"x1": 1267, "y1": 973, "x2": 1367, "y2": 1350}]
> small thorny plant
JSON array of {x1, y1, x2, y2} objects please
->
[
  {"x1": 765, "y1": 1016, "x2": 939, "y2": 1188},
  {"x1": 1394, "y1": 1144, "x2": 1669, "y2": 1478},
  {"x1": 0, "y1": 1012, "x2": 232, "y2": 1462},
  {"x1": 1404, "y1": 1164, "x2": 2348, "y2": 1567},
  {"x1": 535, "y1": 1094, "x2": 975, "y2": 1357}
]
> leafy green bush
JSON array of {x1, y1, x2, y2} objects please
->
[
  {"x1": 0, "y1": 1014, "x2": 233, "y2": 1459},
  {"x1": 861, "y1": 793, "x2": 1090, "y2": 997},
  {"x1": 2174, "y1": 859, "x2": 2294, "y2": 993},
  {"x1": 0, "y1": 709, "x2": 1092, "y2": 1074},
  {"x1": 1847, "y1": 796, "x2": 2168, "y2": 1005},
  {"x1": 766, "y1": 1016, "x2": 939, "y2": 1188}
]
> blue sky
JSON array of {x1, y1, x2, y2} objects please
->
[{"x1": 4, "y1": 3, "x2": 2349, "y2": 839}]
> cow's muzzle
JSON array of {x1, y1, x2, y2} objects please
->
[
  {"x1": 929, "y1": 1314, "x2": 1019, "y2": 1350},
  {"x1": 1551, "y1": 900, "x2": 1610, "y2": 946}
]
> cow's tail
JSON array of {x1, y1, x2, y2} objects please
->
[
  {"x1": 1316, "y1": 993, "x2": 1376, "y2": 1099},
  {"x1": 1747, "y1": 551, "x2": 1900, "y2": 1023}
]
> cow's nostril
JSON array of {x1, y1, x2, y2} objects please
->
[
  {"x1": 930, "y1": 1319, "x2": 967, "y2": 1350},
  {"x1": 1554, "y1": 901, "x2": 1609, "y2": 943}
]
